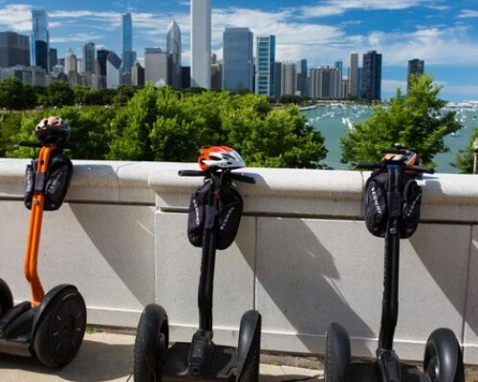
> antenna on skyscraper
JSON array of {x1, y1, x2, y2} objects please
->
[{"x1": 127, "y1": 0, "x2": 131, "y2": 12}]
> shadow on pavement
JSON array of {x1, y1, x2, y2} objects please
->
[{"x1": 0, "y1": 338, "x2": 134, "y2": 382}]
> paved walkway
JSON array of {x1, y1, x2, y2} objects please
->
[{"x1": 0, "y1": 332, "x2": 322, "y2": 382}]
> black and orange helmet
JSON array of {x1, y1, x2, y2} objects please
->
[
  {"x1": 35, "y1": 116, "x2": 70, "y2": 141},
  {"x1": 198, "y1": 146, "x2": 246, "y2": 171}
]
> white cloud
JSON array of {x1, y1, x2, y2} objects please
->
[
  {"x1": 51, "y1": 33, "x2": 103, "y2": 44},
  {"x1": 457, "y1": 10, "x2": 478, "y2": 19},
  {"x1": 0, "y1": 4, "x2": 33, "y2": 32},
  {"x1": 382, "y1": 79, "x2": 407, "y2": 93},
  {"x1": 299, "y1": 0, "x2": 442, "y2": 18}
]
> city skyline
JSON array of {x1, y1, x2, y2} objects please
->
[{"x1": 0, "y1": 1, "x2": 477, "y2": 100}]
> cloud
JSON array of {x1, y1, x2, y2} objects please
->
[
  {"x1": 457, "y1": 10, "x2": 478, "y2": 19},
  {"x1": 0, "y1": 4, "x2": 33, "y2": 32},
  {"x1": 382, "y1": 79, "x2": 407, "y2": 93},
  {"x1": 51, "y1": 33, "x2": 104, "y2": 44},
  {"x1": 299, "y1": 0, "x2": 444, "y2": 18}
]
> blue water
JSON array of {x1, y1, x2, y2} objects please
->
[{"x1": 301, "y1": 105, "x2": 477, "y2": 174}]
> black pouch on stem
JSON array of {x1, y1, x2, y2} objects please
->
[
  {"x1": 44, "y1": 151, "x2": 73, "y2": 211},
  {"x1": 400, "y1": 176, "x2": 422, "y2": 239},
  {"x1": 364, "y1": 171, "x2": 389, "y2": 238},
  {"x1": 24, "y1": 160, "x2": 36, "y2": 210},
  {"x1": 216, "y1": 182, "x2": 243, "y2": 250},
  {"x1": 187, "y1": 181, "x2": 212, "y2": 248}
]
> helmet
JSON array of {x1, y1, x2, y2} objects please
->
[
  {"x1": 35, "y1": 116, "x2": 70, "y2": 142},
  {"x1": 382, "y1": 150, "x2": 422, "y2": 167},
  {"x1": 198, "y1": 146, "x2": 246, "y2": 171}
]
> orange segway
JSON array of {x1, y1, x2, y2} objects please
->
[{"x1": 0, "y1": 117, "x2": 86, "y2": 367}]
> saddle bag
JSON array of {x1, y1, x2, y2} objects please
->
[
  {"x1": 364, "y1": 171, "x2": 422, "y2": 239},
  {"x1": 24, "y1": 150, "x2": 73, "y2": 211},
  {"x1": 187, "y1": 180, "x2": 244, "y2": 250}
]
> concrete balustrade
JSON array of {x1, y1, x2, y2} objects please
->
[{"x1": 0, "y1": 158, "x2": 477, "y2": 365}]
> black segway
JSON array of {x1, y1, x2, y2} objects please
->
[
  {"x1": 0, "y1": 117, "x2": 86, "y2": 367},
  {"x1": 324, "y1": 145, "x2": 465, "y2": 382},
  {"x1": 134, "y1": 146, "x2": 261, "y2": 382}
]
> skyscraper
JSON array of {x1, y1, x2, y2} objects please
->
[
  {"x1": 191, "y1": 0, "x2": 211, "y2": 89},
  {"x1": 362, "y1": 50, "x2": 382, "y2": 101},
  {"x1": 296, "y1": 59, "x2": 308, "y2": 97},
  {"x1": 96, "y1": 49, "x2": 109, "y2": 76},
  {"x1": 273, "y1": 62, "x2": 282, "y2": 100},
  {"x1": 255, "y1": 35, "x2": 276, "y2": 96},
  {"x1": 0, "y1": 32, "x2": 30, "y2": 67},
  {"x1": 64, "y1": 49, "x2": 77, "y2": 76},
  {"x1": 83, "y1": 42, "x2": 96, "y2": 74},
  {"x1": 407, "y1": 58, "x2": 424, "y2": 89},
  {"x1": 31, "y1": 10, "x2": 49, "y2": 71},
  {"x1": 281, "y1": 61, "x2": 297, "y2": 96},
  {"x1": 167, "y1": 21, "x2": 182, "y2": 88},
  {"x1": 106, "y1": 51, "x2": 122, "y2": 89},
  {"x1": 223, "y1": 28, "x2": 253, "y2": 92},
  {"x1": 49, "y1": 48, "x2": 57, "y2": 72},
  {"x1": 309, "y1": 66, "x2": 342, "y2": 99},
  {"x1": 145, "y1": 48, "x2": 169, "y2": 87},
  {"x1": 348, "y1": 53, "x2": 359, "y2": 98},
  {"x1": 132, "y1": 61, "x2": 145, "y2": 87},
  {"x1": 122, "y1": 12, "x2": 136, "y2": 74}
]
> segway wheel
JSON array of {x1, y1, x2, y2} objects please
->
[
  {"x1": 424, "y1": 328, "x2": 464, "y2": 382},
  {"x1": 0, "y1": 278, "x2": 14, "y2": 317},
  {"x1": 237, "y1": 312, "x2": 261, "y2": 382},
  {"x1": 33, "y1": 287, "x2": 86, "y2": 368},
  {"x1": 324, "y1": 323, "x2": 351, "y2": 382},
  {"x1": 134, "y1": 304, "x2": 169, "y2": 382}
]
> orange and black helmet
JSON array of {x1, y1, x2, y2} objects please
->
[
  {"x1": 35, "y1": 116, "x2": 70, "y2": 141},
  {"x1": 198, "y1": 146, "x2": 246, "y2": 171}
]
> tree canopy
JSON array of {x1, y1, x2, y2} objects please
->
[{"x1": 341, "y1": 74, "x2": 462, "y2": 166}]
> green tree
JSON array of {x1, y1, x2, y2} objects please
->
[
  {"x1": 453, "y1": 128, "x2": 478, "y2": 174},
  {"x1": 341, "y1": 74, "x2": 461, "y2": 165},
  {"x1": 0, "y1": 77, "x2": 28, "y2": 111},
  {"x1": 113, "y1": 85, "x2": 136, "y2": 106},
  {"x1": 43, "y1": 81, "x2": 74, "y2": 107}
]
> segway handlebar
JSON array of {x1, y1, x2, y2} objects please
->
[
  {"x1": 178, "y1": 170, "x2": 256, "y2": 184},
  {"x1": 19, "y1": 141, "x2": 79, "y2": 150},
  {"x1": 354, "y1": 162, "x2": 435, "y2": 174}
]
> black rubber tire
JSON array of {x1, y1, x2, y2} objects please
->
[
  {"x1": 134, "y1": 304, "x2": 168, "y2": 382},
  {"x1": 237, "y1": 314, "x2": 261, "y2": 382},
  {"x1": 324, "y1": 323, "x2": 351, "y2": 382},
  {"x1": 33, "y1": 288, "x2": 86, "y2": 368},
  {"x1": 424, "y1": 328, "x2": 464, "y2": 382},
  {"x1": 0, "y1": 278, "x2": 13, "y2": 317}
]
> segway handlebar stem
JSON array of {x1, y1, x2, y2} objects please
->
[{"x1": 19, "y1": 141, "x2": 79, "y2": 150}]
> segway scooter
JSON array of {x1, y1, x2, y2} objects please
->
[
  {"x1": 0, "y1": 117, "x2": 86, "y2": 367},
  {"x1": 324, "y1": 145, "x2": 464, "y2": 382},
  {"x1": 134, "y1": 146, "x2": 262, "y2": 382}
]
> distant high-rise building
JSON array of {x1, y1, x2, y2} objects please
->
[
  {"x1": 0, "y1": 32, "x2": 30, "y2": 68},
  {"x1": 296, "y1": 59, "x2": 308, "y2": 97},
  {"x1": 341, "y1": 79, "x2": 349, "y2": 100},
  {"x1": 223, "y1": 28, "x2": 253, "y2": 92},
  {"x1": 211, "y1": 60, "x2": 223, "y2": 90},
  {"x1": 357, "y1": 67, "x2": 363, "y2": 99},
  {"x1": 181, "y1": 66, "x2": 191, "y2": 89},
  {"x1": 132, "y1": 61, "x2": 145, "y2": 87},
  {"x1": 309, "y1": 66, "x2": 342, "y2": 99},
  {"x1": 407, "y1": 58, "x2": 424, "y2": 89},
  {"x1": 167, "y1": 21, "x2": 182, "y2": 88},
  {"x1": 64, "y1": 49, "x2": 77, "y2": 76},
  {"x1": 97, "y1": 49, "x2": 109, "y2": 76},
  {"x1": 122, "y1": 12, "x2": 136, "y2": 74},
  {"x1": 49, "y1": 48, "x2": 57, "y2": 72},
  {"x1": 106, "y1": 51, "x2": 122, "y2": 89},
  {"x1": 145, "y1": 48, "x2": 169, "y2": 87},
  {"x1": 191, "y1": 0, "x2": 211, "y2": 89},
  {"x1": 281, "y1": 61, "x2": 297, "y2": 96},
  {"x1": 273, "y1": 62, "x2": 282, "y2": 100},
  {"x1": 31, "y1": 10, "x2": 49, "y2": 71},
  {"x1": 83, "y1": 42, "x2": 96, "y2": 74},
  {"x1": 255, "y1": 35, "x2": 276, "y2": 96},
  {"x1": 348, "y1": 53, "x2": 359, "y2": 98},
  {"x1": 362, "y1": 50, "x2": 382, "y2": 101}
]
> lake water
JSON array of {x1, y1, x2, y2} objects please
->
[{"x1": 301, "y1": 104, "x2": 478, "y2": 174}]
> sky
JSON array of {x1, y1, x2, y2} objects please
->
[{"x1": 0, "y1": 0, "x2": 477, "y2": 101}]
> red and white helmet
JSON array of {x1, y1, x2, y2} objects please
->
[
  {"x1": 198, "y1": 146, "x2": 246, "y2": 171},
  {"x1": 35, "y1": 116, "x2": 70, "y2": 141}
]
